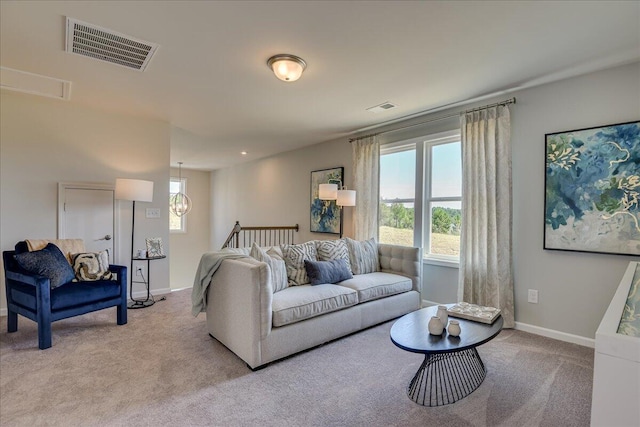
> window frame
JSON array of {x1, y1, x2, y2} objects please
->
[
  {"x1": 379, "y1": 129, "x2": 461, "y2": 268},
  {"x1": 423, "y1": 130, "x2": 461, "y2": 267},
  {"x1": 169, "y1": 177, "x2": 187, "y2": 233}
]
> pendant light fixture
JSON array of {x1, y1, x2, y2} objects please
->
[{"x1": 170, "y1": 162, "x2": 192, "y2": 217}]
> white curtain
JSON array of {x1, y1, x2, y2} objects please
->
[
  {"x1": 459, "y1": 105, "x2": 514, "y2": 328},
  {"x1": 352, "y1": 135, "x2": 380, "y2": 241}
]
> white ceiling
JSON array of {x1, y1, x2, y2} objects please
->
[{"x1": 1, "y1": 1, "x2": 639, "y2": 171}]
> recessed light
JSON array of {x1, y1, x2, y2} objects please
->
[{"x1": 241, "y1": 151, "x2": 248, "y2": 155}]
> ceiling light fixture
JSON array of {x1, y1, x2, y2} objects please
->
[{"x1": 267, "y1": 54, "x2": 307, "y2": 82}]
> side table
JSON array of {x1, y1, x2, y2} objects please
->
[{"x1": 128, "y1": 255, "x2": 165, "y2": 309}]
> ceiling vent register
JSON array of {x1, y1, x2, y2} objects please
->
[
  {"x1": 65, "y1": 17, "x2": 159, "y2": 72},
  {"x1": 366, "y1": 102, "x2": 397, "y2": 113}
]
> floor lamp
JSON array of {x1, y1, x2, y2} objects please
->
[{"x1": 115, "y1": 178, "x2": 154, "y2": 309}]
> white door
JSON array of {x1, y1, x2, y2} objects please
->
[{"x1": 59, "y1": 184, "x2": 115, "y2": 261}]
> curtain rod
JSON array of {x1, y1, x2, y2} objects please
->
[{"x1": 348, "y1": 97, "x2": 516, "y2": 142}]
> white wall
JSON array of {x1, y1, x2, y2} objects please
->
[
  {"x1": 210, "y1": 62, "x2": 640, "y2": 341},
  {"x1": 169, "y1": 167, "x2": 211, "y2": 289},
  {"x1": 211, "y1": 138, "x2": 353, "y2": 248},
  {"x1": 0, "y1": 91, "x2": 171, "y2": 309}
]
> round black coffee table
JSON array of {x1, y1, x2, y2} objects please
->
[{"x1": 390, "y1": 305, "x2": 503, "y2": 406}]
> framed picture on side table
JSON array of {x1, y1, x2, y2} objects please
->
[{"x1": 145, "y1": 237, "x2": 164, "y2": 258}]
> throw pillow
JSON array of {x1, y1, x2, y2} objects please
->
[
  {"x1": 304, "y1": 259, "x2": 353, "y2": 286},
  {"x1": 281, "y1": 241, "x2": 318, "y2": 286},
  {"x1": 250, "y1": 243, "x2": 288, "y2": 293},
  {"x1": 14, "y1": 243, "x2": 76, "y2": 289},
  {"x1": 316, "y1": 239, "x2": 352, "y2": 274},
  {"x1": 345, "y1": 237, "x2": 380, "y2": 275},
  {"x1": 71, "y1": 251, "x2": 113, "y2": 281}
]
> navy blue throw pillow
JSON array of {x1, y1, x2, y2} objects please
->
[
  {"x1": 304, "y1": 259, "x2": 353, "y2": 286},
  {"x1": 14, "y1": 243, "x2": 75, "y2": 289}
]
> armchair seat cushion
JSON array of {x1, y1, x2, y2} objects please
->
[
  {"x1": 51, "y1": 281, "x2": 122, "y2": 310},
  {"x1": 8, "y1": 279, "x2": 121, "y2": 311}
]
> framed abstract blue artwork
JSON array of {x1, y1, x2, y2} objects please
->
[
  {"x1": 310, "y1": 167, "x2": 343, "y2": 235},
  {"x1": 544, "y1": 120, "x2": 640, "y2": 256}
]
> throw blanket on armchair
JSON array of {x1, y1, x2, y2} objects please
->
[{"x1": 191, "y1": 251, "x2": 249, "y2": 316}]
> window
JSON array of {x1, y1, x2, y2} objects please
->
[
  {"x1": 170, "y1": 177, "x2": 187, "y2": 232},
  {"x1": 379, "y1": 130, "x2": 461, "y2": 264}
]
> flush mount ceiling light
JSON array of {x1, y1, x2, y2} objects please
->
[{"x1": 267, "y1": 54, "x2": 307, "y2": 82}]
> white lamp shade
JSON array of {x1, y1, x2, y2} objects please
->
[
  {"x1": 319, "y1": 183, "x2": 338, "y2": 200},
  {"x1": 337, "y1": 189, "x2": 356, "y2": 207},
  {"x1": 115, "y1": 179, "x2": 154, "y2": 202}
]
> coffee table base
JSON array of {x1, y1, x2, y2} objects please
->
[{"x1": 408, "y1": 347, "x2": 486, "y2": 406}]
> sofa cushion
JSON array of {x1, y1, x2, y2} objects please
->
[
  {"x1": 71, "y1": 251, "x2": 113, "y2": 281},
  {"x1": 271, "y1": 284, "x2": 358, "y2": 327},
  {"x1": 14, "y1": 243, "x2": 76, "y2": 289},
  {"x1": 304, "y1": 259, "x2": 353, "y2": 286},
  {"x1": 345, "y1": 238, "x2": 380, "y2": 275},
  {"x1": 316, "y1": 239, "x2": 352, "y2": 274},
  {"x1": 250, "y1": 243, "x2": 288, "y2": 293},
  {"x1": 336, "y1": 272, "x2": 412, "y2": 303},
  {"x1": 281, "y1": 241, "x2": 318, "y2": 286}
]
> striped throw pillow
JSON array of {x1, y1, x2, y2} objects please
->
[{"x1": 345, "y1": 238, "x2": 380, "y2": 275}]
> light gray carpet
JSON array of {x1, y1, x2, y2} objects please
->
[{"x1": 0, "y1": 289, "x2": 594, "y2": 426}]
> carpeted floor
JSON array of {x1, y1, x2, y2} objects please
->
[{"x1": 0, "y1": 289, "x2": 594, "y2": 427}]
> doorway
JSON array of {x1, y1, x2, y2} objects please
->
[{"x1": 58, "y1": 182, "x2": 117, "y2": 262}]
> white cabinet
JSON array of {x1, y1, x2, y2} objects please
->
[{"x1": 591, "y1": 262, "x2": 640, "y2": 427}]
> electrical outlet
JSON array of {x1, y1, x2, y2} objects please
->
[
  {"x1": 528, "y1": 289, "x2": 539, "y2": 304},
  {"x1": 136, "y1": 267, "x2": 143, "y2": 277}
]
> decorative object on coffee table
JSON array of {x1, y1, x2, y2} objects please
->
[
  {"x1": 390, "y1": 304, "x2": 503, "y2": 406},
  {"x1": 447, "y1": 302, "x2": 501, "y2": 324},
  {"x1": 428, "y1": 316, "x2": 444, "y2": 335},
  {"x1": 448, "y1": 320, "x2": 461, "y2": 337}
]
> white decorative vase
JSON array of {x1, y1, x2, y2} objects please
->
[
  {"x1": 448, "y1": 320, "x2": 461, "y2": 337},
  {"x1": 437, "y1": 305, "x2": 449, "y2": 326},
  {"x1": 428, "y1": 316, "x2": 444, "y2": 335}
]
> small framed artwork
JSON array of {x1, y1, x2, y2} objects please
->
[
  {"x1": 310, "y1": 167, "x2": 343, "y2": 235},
  {"x1": 544, "y1": 120, "x2": 640, "y2": 256},
  {"x1": 145, "y1": 237, "x2": 165, "y2": 258}
]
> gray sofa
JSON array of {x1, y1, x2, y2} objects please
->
[{"x1": 206, "y1": 243, "x2": 421, "y2": 369}]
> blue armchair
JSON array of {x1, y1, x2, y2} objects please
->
[{"x1": 3, "y1": 241, "x2": 128, "y2": 349}]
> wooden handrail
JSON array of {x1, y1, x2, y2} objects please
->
[{"x1": 222, "y1": 221, "x2": 299, "y2": 249}]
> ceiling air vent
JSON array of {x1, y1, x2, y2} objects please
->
[
  {"x1": 65, "y1": 17, "x2": 159, "y2": 72},
  {"x1": 366, "y1": 101, "x2": 397, "y2": 113}
]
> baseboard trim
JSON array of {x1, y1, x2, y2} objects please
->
[
  {"x1": 421, "y1": 299, "x2": 439, "y2": 307},
  {"x1": 0, "y1": 308, "x2": 6, "y2": 316},
  {"x1": 515, "y1": 321, "x2": 595, "y2": 348},
  {"x1": 131, "y1": 287, "x2": 172, "y2": 300}
]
